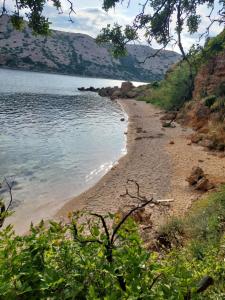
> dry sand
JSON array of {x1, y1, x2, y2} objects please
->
[{"x1": 56, "y1": 99, "x2": 225, "y2": 232}]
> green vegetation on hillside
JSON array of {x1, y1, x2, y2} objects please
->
[
  {"x1": 138, "y1": 62, "x2": 195, "y2": 110},
  {"x1": 137, "y1": 30, "x2": 225, "y2": 111}
]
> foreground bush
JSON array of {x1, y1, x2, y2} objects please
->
[{"x1": 0, "y1": 189, "x2": 225, "y2": 300}]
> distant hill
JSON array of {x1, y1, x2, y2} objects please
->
[{"x1": 0, "y1": 15, "x2": 180, "y2": 82}]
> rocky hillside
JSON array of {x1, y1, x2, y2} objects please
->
[
  {"x1": 0, "y1": 15, "x2": 180, "y2": 82},
  {"x1": 178, "y1": 48, "x2": 225, "y2": 151},
  {"x1": 193, "y1": 51, "x2": 225, "y2": 100},
  {"x1": 133, "y1": 29, "x2": 225, "y2": 152}
]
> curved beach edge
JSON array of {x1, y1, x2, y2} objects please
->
[{"x1": 55, "y1": 99, "x2": 171, "y2": 220}]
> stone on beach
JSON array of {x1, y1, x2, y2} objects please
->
[
  {"x1": 186, "y1": 166, "x2": 214, "y2": 191},
  {"x1": 186, "y1": 166, "x2": 204, "y2": 185}
]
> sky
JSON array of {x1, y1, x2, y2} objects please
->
[
  {"x1": 1, "y1": 0, "x2": 224, "y2": 53},
  {"x1": 45, "y1": 0, "x2": 224, "y2": 52}
]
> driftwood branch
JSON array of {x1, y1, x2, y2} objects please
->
[{"x1": 120, "y1": 179, "x2": 149, "y2": 202}]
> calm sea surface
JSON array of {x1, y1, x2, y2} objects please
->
[{"x1": 0, "y1": 69, "x2": 143, "y2": 230}]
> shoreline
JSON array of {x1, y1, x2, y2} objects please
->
[
  {"x1": 56, "y1": 99, "x2": 171, "y2": 221},
  {"x1": 0, "y1": 67, "x2": 148, "y2": 84}
]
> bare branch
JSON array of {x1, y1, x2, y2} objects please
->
[
  {"x1": 140, "y1": 46, "x2": 167, "y2": 64},
  {"x1": 72, "y1": 223, "x2": 103, "y2": 245},
  {"x1": 4, "y1": 177, "x2": 13, "y2": 213},
  {"x1": 66, "y1": 0, "x2": 76, "y2": 22},
  {"x1": 111, "y1": 197, "x2": 153, "y2": 244},
  {"x1": 120, "y1": 179, "x2": 148, "y2": 202},
  {"x1": 91, "y1": 213, "x2": 110, "y2": 243},
  {"x1": 149, "y1": 273, "x2": 162, "y2": 290}
]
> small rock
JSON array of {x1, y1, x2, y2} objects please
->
[
  {"x1": 190, "y1": 195, "x2": 199, "y2": 201},
  {"x1": 195, "y1": 177, "x2": 210, "y2": 191},
  {"x1": 199, "y1": 139, "x2": 215, "y2": 149},
  {"x1": 169, "y1": 140, "x2": 174, "y2": 145},
  {"x1": 110, "y1": 89, "x2": 122, "y2": 100},
  {"x1": 187, "y1": 141, "x2": 192, "y2": 146},
  {"x1": 186, "y1": 166, "x2": 204, "y2": 185},
  {"x1": 162, "y1": 121, "x2": 171, "y2": 128},
  {"x1": 131, "y1": 208, "x2": 152, "y2": 225},
  {"x1": 190, "y1": 134, "x2": 202, "y2": 144},
  {"x1": 126, "y1": 91, "x2": 137, "y2": 98},
  {"x1": 78, "y1": 87, "x2": 85, "y2": 91},
  {"x1": 162, "y1": 121, "x2": 176, "y2": 128},
  {"x1": 187, "y1": 167, "x2": 214, "y2": 191},
  {"x1": 160, "y1": 112, "x2": 177, "y2": 121}
]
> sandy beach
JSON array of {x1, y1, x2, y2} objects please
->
[
  {"x1": 57, "y1": 99, "x2": 225, "y2": 234},
  {"x1": 57, "y1": 99, "x2": 171, "y2": 219}
]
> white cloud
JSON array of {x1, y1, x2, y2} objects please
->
[{"x1": 46, "y1": 5, "x2": 132, "y2": 37}]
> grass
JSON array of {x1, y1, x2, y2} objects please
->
[
  {"x1": 159, "y1": 185, "x2": 225, "y2": 246},
  {"x1": 157, "y1": 186, "x2": 225, "y2": 298}
]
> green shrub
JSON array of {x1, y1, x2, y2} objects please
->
[
  {"x1": 198, "y1": 29, "x2": 225, "y2": 64},
  {"x1": 0, "y1": 194, "x2": 224, "y2": 299},
  {"x1": 137, "y1": 30, "x2": 225, "y2": 111},
  {"x1": 145, "y1": 62, "x2": 195, "y2": 110}
]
